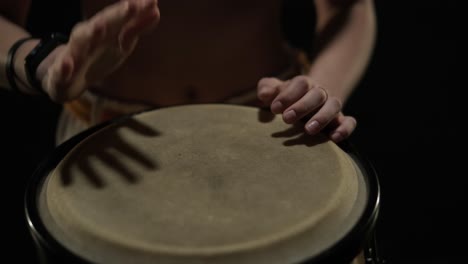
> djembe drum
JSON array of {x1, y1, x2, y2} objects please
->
[{"x1": 25, "y1": 104, "x2": 381, "y2": 264}]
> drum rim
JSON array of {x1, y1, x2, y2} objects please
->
[
  {"x1": 24, "y1": 116, "x2": 113, "y2": 263},
  {"x1": 24, "y1": 105, "x2": 380, "y2": 264},
  {"x1": 300, "y1": 140, "x2": 381, "y2": 264}
]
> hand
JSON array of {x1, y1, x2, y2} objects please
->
[
  {"x1": 36, "y1": 0, "x2": 160, "y2": 102},
  {"x1": 257, "y1": 75, "x2": 357, "y2": 143}
]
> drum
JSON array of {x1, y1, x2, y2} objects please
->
[{"x1": 25, "y1": 104, "x2": 381, "y2": 264}]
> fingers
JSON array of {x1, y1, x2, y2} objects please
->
[
  {"x1": 303, "y1": 96, "x2": 342, "y2": 135},
  {"x1": 92, "y1": 0, "x2": 159, "y2": 52},
  {"x1": 66, "y1": 17, "x2": 107, "y2": 76},
  {"x1": 327, "y1": 114, "x2": 357, "y2": 143},
  {"x1": 45, "y1": 0, "x2": 160, "y2": 102},
  {"x1": 257, "y1": 77, "x2": 283, "y2": 104},
  {"x1": 61, "y1": 1, "x2": 137, "y2": 86},
  {"x1": 88, "y1": 0, "x2": 138, "y2": 37},
  {"x1": 69, "y1": 0, "x2": 133, "y2": 50},
  {"x1": 267, "y1": 76, "x2": 327, "y2": 121},
  {"x1": 119, "y1": 0, "x2": 160, "y2": 52},
  {"x1": 68, "y1": 0, "x2": 160, "y2": 56},
  {"x1": 259, "y1": 75, "x2": 356, "y2": 141},
  {"x1": 271, "y1": 76, "x2": 311, "y2": 115},
  {"x1": 282, "y1": 89, "x2": 329, "y2": 125}
]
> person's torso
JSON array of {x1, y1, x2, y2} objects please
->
[{"x1": 82, "y1": 0, "x2": 293, "y2": 106}]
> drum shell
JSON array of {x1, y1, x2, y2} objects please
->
[{"x1": 25, "y1": 110, "x2": 381, "y2": 264}]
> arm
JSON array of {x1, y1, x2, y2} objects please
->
[
  {"x1": 257, "y1": 0, "x2": 377, "y2": 142},
  {"x1": 0, "y1": 0, "x2": 39, "y2": 94},
  {"x1": 308, "y1": 0, "x2": 376, "y2": 102}
]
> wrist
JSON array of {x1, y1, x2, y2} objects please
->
[
  {"x1": 24, "y1": 33, "x2": 69, "y2": 96},
  {"x1": 13, "y1": 39, "x2": 39, "y2": 95}
]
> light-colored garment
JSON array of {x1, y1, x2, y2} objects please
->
[
  {"x1": 55, "y1": 51, "x2": 307, "y2": 145},
  {"x1": 56, "y1": 91, "x2": 153, "y2": 145}
]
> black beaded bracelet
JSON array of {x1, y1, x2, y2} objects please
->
[{"x1": 5, "y1": 37, "x2": 34, "y2": 94}]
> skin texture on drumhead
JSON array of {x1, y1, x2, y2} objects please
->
[{"x1": 39, "y1": 104, "x2": 364, "y2": 264}]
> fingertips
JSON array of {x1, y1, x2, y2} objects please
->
[
  {"x1": 119, "y1": 0, "x2": 160, "y2": 52},
  {"x1": 119, "y1": 10, "x2": 160, "y2": 51},
  {"x1": 305, "y1": 120, "x2": 321, "y2": 135},
  {"x1": 91, "y1": 0, "x2": 138, "y2": 37},
  {"x1": 132, "y1": 0, "x2": 160, "y2": 26},
  {"x1": 135, "y1": 0, "x2": 160, "y2": 27},
  {"x1": 121, "y1": 0, "x2": 138, "y2": 19},
  {"x1": 257, "y1": 85, "x2": 277, "y2": 103},
  {"x1": 257, "y1": 77, "x2": 282, "y2": 88},
  {"x1": 328, "y1": 116, "x2": 357, "y2": 143},
  {"x1": 271, "y1": 100, "x2": 284, "y2": 114},
  {"x1": 143, "y1": 0, "x2": 159, "y2": 13},
  {"x1": 282, "y1": 109, "x2": 297, "y2": 123},
  {"x1": 330, "y1": 131, "x2": 345, "y2": 143},
  {"x1": 257, "y1": 77, "x2": 282, "y2": 103}
]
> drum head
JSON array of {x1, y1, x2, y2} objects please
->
[{"x1": 28, "y1": 104, "x2": 376, "y2": 264}]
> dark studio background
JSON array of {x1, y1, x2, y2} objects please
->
[{"x1": 0, "y1": 0, "x2": 465, "y2": 263}]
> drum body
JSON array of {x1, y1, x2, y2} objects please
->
[{"x1": 25, "y1": 104, "x2": 381, "y2": 264}]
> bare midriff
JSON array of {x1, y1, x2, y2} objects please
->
[{"x1": 82, "y1": 0, "x2": 294, "y2": 106}]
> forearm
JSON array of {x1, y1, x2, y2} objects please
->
[
  {"x1": 308, "y1": 0, "x2": 376, "y2": 103},
  {"x1": 0, "y1": 15, "x2": 40, "y2": 94}
]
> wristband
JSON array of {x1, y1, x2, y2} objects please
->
[{"x1": 24, "y1": 33, "x2": 68, "y2": 95}]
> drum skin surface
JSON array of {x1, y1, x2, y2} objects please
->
[{"x1": 29, "y1": 104, "x2": 375, "y2": 264}]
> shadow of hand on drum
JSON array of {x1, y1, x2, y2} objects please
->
[
  {"x1": 59, "y1": 118, "x2": 160, "y2": 188},
  {"x1": 257, "y1": 108, "x2": 276, "y2": 123},
  {"x1": 256, "y1": 108, "x2": 327, "y2": 147},
  {"x1": 271, "y1": 123, "x2": 328, "y2": 147}
]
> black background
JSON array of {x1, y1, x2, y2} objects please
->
[{"x1": 1, "y1": 0, "x2": 465, "y2": 263}]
